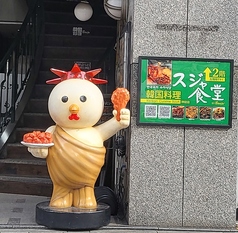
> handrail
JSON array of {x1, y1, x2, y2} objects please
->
[{"x1": 0, "y1": 0, "x2": 44, "y2": 153}]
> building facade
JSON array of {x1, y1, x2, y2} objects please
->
[{"x1": 126, "y1": 0, "x2": 238, "y2": 228}]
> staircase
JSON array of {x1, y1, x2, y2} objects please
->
[
  {"x1": 0, "y1": 0, "x2": 117, "y2": 196},
  {"x1": 0, "y1": 88, "x2": 54, "y2": 196}
]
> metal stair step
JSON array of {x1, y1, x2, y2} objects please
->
[
  {"x1": 6, "y1": 142, "x2": 45, "y2": 159},
  {"x1": 22, "y1": 113, "x2": 54, "y2": 128},
  {"x1": 0, "y1": 174, "x2": 51, "y2": 184},
  {"x1": 45, "y1": 23, "x2": 116, "y2": 37},
  {"x1": 39, "y1": 59, "x2": 99, "y2": 74},
  {"x1": 0, "y1": 158, "x2": 49, "y2": 177},
  {"x1": 43, "y1": 46, "x2": 105, "y2": 59},
  {"x1": 45, "y1": 11, "x2": 114, "y2": 25},
  {"x1": 44, "y1": 34, "x2": 114, "y2": 48},
  {"x1": 26, "y1": 99, "x2": 49, "y2": 113},
  {"x1": 0, "y1": 174, "x2": 52, "y2": 197},
  {"x1": 31, "y1": 84, "x2": 54, "y2": 99}
]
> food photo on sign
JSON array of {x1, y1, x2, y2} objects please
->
[{"x1": 147, "y1": 59, "x2": 172, "y2": 85}]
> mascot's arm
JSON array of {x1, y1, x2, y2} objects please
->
[
  {"x1": 46, "y1": 125, "x2": 56, "y2": 134},
  {"x1": 28, "y1": 125, "x2": 56, "y2": 159},
  {"x1": 95, "y1": 109, "x2": 130, "y2": 141}
]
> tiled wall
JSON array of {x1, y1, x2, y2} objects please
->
[{"x1": 128, "y1": 0, "x2": 238, "y2": 228}]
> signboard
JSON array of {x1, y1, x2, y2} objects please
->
[
  {"x1": 137, "y1": 56, "x2": 234, "y2": 128},
  {"x1": 75, "y1": 61, "x2": 91, "y2": 70}
]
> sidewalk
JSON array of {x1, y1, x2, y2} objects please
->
[{"x1": 0, "y1": 193, "x2": 238, "y2": 233}]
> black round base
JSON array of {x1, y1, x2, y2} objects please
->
[{"x1": 36, "y1": 201, "x2": 111, "y2": 230}]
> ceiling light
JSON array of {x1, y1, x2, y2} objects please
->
[
  {"x1": 74, "y1": 1, "x2": 93, "y2": 21},
  {"x1": 104, "y1": 0, "x2": 122, "y2": 20}
]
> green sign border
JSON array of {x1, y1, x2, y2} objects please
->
[{"x1": 137, "y1": 56, "x2": 234, "y2": 128}]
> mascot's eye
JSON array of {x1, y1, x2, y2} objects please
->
[
  {"x1": 80, "y1": 95, "x2": 87, "y2": 102},
  {"x1": 61, "y1": 96, "x2": 68, "y2": 103}
]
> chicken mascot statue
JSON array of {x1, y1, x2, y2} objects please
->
[{"x1": 23, "y1": 64, "x2": 130, "y2": 230}]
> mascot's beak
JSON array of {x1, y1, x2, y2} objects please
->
[
  {"x1": 69, "y1": 104, "x2": 80, "y2": 120},
  {"x1": 69, "y1": 104, "x2": 79, "y2": 114}
]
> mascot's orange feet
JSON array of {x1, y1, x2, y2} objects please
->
[
  {"x1": 50, "y1": 192, "x2": 73, "y2": 208},
  {"x1": 49, "y1": 185, "x2": 97, "y2": 209},
  {"x1": 49, "y1": 185, "x2": 73, "y2": 208},
  {"x1": 73, "y1": 187, "x2": 97, "y2": 209}
]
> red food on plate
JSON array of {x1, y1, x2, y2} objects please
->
[{"x1": 23, "y1": 131, "x2": 53, "y2": 144}]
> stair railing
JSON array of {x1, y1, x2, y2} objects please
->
[{"x1": 0, "y1": 0, "x2": 44, "y2": 153}]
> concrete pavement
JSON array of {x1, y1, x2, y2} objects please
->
[{"x1": 0, "y1": 193, "x2": 238, "y2": 233}]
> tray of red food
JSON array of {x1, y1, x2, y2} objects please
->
[{"x1": 21, "y1": 131, "x2": 54, "y2": 148}]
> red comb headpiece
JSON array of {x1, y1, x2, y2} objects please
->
[{"x1": 46, "y1": 63, "x2": 108, "y2": 85}]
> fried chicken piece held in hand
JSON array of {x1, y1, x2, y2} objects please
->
[{"x1": 111, "y1": 88, "x2": 130, "y2": 121}]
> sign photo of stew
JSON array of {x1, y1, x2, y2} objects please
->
[{"x1": 137, "y1": 56, "x2": 234, "y2": 128}]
